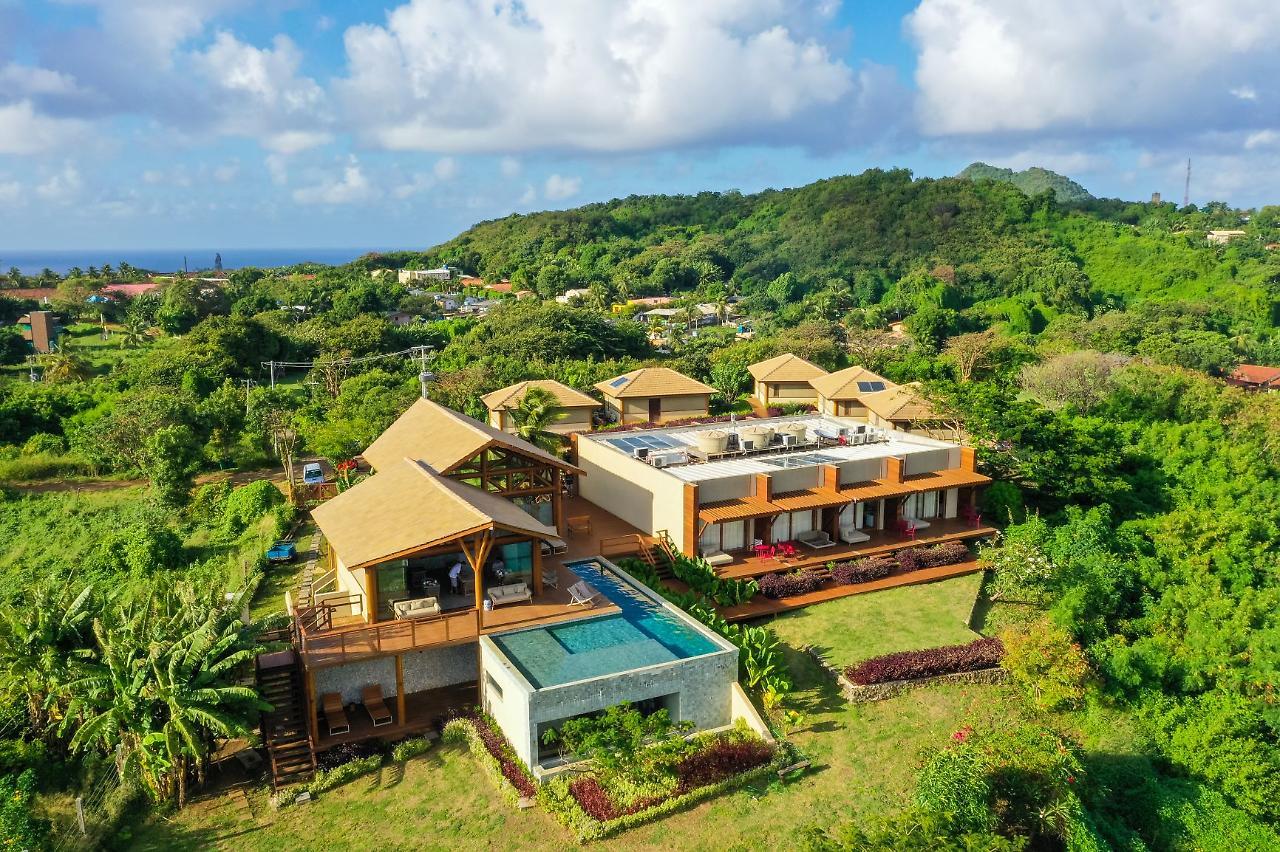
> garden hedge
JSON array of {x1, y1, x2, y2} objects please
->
[{"x1": 844, "y1": 637, "x2": 1005, "y2": 686}]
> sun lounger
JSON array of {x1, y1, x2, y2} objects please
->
[
  {"x1": 797, "y1": 530, "x2": 836, "y2": 549},
  {"x1": 361, "y1": 684, "x2": 393, "y2": 728},
  {"x1": 567, "y1": 581, "x2": 601, "y2": 607},
  {"x1": 839, "y1": 526, "x2": 871, "y2": 544},
  {"x1": 321, "y1": 692, "x2": 350, "y2": 736}
]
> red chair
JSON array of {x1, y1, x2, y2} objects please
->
[
  {"x1": 896, "y1": 519, "x2": 917, "y2": 540},
  {"x1": 778, "y1": 541, "x2": 797, "y2": 558}
]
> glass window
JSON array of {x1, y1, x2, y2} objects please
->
[
  {"x1": 512, "y1": 494, "x2": 555, "y2": 526},
  {"x1": 493, "y1": 540, "x2": 533, "y2": 585},
  {"x1": 699, "y1": 522, "x2": 721, "y2": 554}
]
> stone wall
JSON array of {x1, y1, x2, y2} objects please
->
[{"x1": 314, "y1": 643, "x2": 480, "y2": 704}]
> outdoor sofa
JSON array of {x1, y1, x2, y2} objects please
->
[{"x1": 488, "y1": 582, "x2": 532, "y2": 607}]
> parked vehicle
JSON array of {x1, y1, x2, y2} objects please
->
[{"x1": 302, "y1": 462, "x2": 325, "y2": 485}]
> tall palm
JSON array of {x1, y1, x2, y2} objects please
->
[
  {"x1": 41, "y1": 343, "x2": 92, "y2": 382},
  {"x1": 509, "y1": 386, "x2": 566, "y2": 452},
  {"x1": 0, "y1": 583, "x2": 95, "y2": 738}
]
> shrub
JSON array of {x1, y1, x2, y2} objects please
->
[
  {"x1": 829, "y1": 556, "x2": 896, "y2": 585},
  {"x1": 673, "y1": 737, "x2": 774, "y2": 791},
  {"x1": 21, "y1": 433, "x2": 65, "y2": 455},
  {"x1": 758, "y1": 569, "x2": 825, "y2": 599},
  {"x1": 316, "y1": 741, "x2": 381, "y2": 772},
  {"x1": 222, "y1": 479, "x2": 285, "y2": 536},
  {"x1": 89, "y1": 523, "x2": 185, "y2": 575},
  {"x1": 0, "y1": 771, "x2": 49, "y2": 850},
  {"x1": 307, "y1": 754, "x2": 383, "y2": 796},
  {"x1": 845, "y1": 637, "x2": 1005, "y2": 685},
  {"x1": 391, "y1": 735, "x2": 433, "y2": 763},
  {"x1": 1000, "y1": 619, "x2": 1091, "y2": 711},
  {"x1": 896, "y1": 542, "x2": 972, "y2": 572},
  {"x1": 444, "y1": 713, "x2": 537, "y2": 799}
]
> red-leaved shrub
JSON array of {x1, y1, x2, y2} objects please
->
[
  {"x1": 829, "y1": 556, "x2": 896, "y2": 585},
  {"x1": 844, "y1": 637, "x2": 1004, "y2": 685},
  {"x1": 895, "y1": 542, "x2": 972, "y2": 572},
  {"x1": 467, "y1": 713, "x2": 537, "y2": 797},
  {"x1": 569, "y1": 777, "x2": 619, "y2": 821},
  {"x1": 673, "y1": 739, "x2": 775, "y2": 791},
  {"x1": 758, "y1": 570, "x2": 826, "y2": 599}
]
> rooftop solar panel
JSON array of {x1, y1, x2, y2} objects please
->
[
  {"x1": 856, "y1": 381, "x2": 886, "y2": 392},
  {"x1": 609, "y1": 376, "x2": 631, "y2": 388}
]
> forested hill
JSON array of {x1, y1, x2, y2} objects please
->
[
  {"x1": 956, "y1": 161, "x2": 1094, "y2": 202},
  {"x1": 378, "y1": 168, "x2": 1278, "y2": 329}
]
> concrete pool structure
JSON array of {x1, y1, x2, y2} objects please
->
[{"x1": 480, "y1": 559, "x2": 740, "y2": 773}]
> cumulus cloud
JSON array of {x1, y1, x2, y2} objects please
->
[
  {"x1": 36, "y1": 163, "x2": 84, "y2": 203},
  {"x1": 433, "y1": 157, "x2": 459, "y2": 181},
  {"x1": 292, "y1": 158, "x2": 376, "y2": 205},
  {"x1": 544, "y1": 173, "x2": 582, "y2": 200},
  {"x1": 0, "y1": 64, "x2": 85, "y2": 98},
  {"x1": 335, "y1": 0, "x2": 866, "y2": 153},
  {"x1": 0, "y1": 101, "x2": 88, "y2": 155},
  {"x1": 908, "y1": 0, "x2": 1280, "y2": 139}
]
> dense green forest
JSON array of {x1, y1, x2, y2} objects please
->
[
  {"x1": 957, "y1": 161, "x2": 1094, "y2": 203},
  {"x1": 1, "y1": 167, "x2": 1279, "y2": 847}
]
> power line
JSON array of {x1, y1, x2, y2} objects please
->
[{"x1": 261, "y1": 346, "x2": 434, "y2": 388}]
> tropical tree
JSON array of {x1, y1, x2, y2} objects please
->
[
  {"x1": 41, "y1": 343, "x2": 92, "y2": 382},
  {"x1": 0, "y1": 583, "x2": 96, "y2": 738},
  {"x1": 119, "y1": 313, "x2": 150, "y2": 348},
  {"x1": 508, "y1": 386, "x2": 565, "y2": 452},
  {"x1": 65, "y1": 578, "x2": 278, "y2": 806}
]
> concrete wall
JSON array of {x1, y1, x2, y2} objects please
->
[
  {"x1": 314, "y1": 643, "x2": 479, "y2": 704},
  {"x1": 480, "y1": 640, "x2": 533, "y2": 767},
  {"x1": 577, "y1": 437, "x2": 689, "y2": 552},
  {"x1": 492, "y1": 407, "x2": 594, "y2": 435},
  {"x1": 903, "y1": 448, "x2": 951, "y2": 475},
  {"x1": 334, "y1": 556, "x2": 370, "y2": 620},
  {"x1": 697, "y1": 474, "x2": 751, "y2": 504},
  {"x1": 770, "y1": 467, "x2": 820, "y2": 493},
  {"x1": 616, "y1": 394, "x2": 709, "y2": 424},
  {"x1": 767, "y1": 381, "x2": 818, "y2": 402},
  {"x1": 837, "y1": 457, "x2": 884, "y2": 485}
]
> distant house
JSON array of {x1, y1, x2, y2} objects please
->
[
  {"x1": 456, "y1": 275, "x2": 485, "y2": 289},
  {"x1": 555, "y1": 288, "x2": 591, "y2": 304},
  {"x1": 809, "y1": 366, "x2": 896, "y2": 418},
  {"x1": 859, "y1": 383, "x2": 957, "y2": 439},
  {"x1": 485, "y1": 281, "x2": 514, "y2": 295},
  {"x1": 385, "y1": 310, "x2": 417, "y2": 326},
  {"x1": 481, "y1": 380, "x2": 600, "y2": 436},
  {"x1": 103, "y1": 281, "x2": 160, "y2": 298},
  {"x1": 398, "y1": 267, "x2": 454, "y2": 285},
  {"x1": 5, "y1": 288, "x2": 57, "y2": 303},
  {"x1": 1226, "y1": 364, "x2": 1280, "y2": 391},
  {"x1": 748, "y1": 353, "x2": 828, "y2": 408},
  {"x1": 1207, "y1": 230, "x2": 1247, "y2": 245},
  {"x1": 17, "y1": 310, "x2": 62, "y2": 354},
  {"x1": 594, "y1": 367, "x2": 715, "y2": 425},
  {"x1": 627, "y1": 296, "x2": 674, "y2": 309}
]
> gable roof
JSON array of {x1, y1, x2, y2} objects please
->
[
  {"x1": 748, "y1": 353, "x2": 829, "y2": 383},
  {"x1": 480, "y1": 379, "x2": 599, "y2": 412},
  {"x1": 362, "y1": 397, "x2": 578, "y2": 474},
  {"x1": 858, "y1": 384, "x2": 940, "y2": 422},
  {"x1": 1229, "y1": 364, "x2": 1280, "y2": 386},
  {"x1": 594, "y1": 367, "x2": 716, "y2": 399},
  {"x1": 311, "y1": 458, "x2": 560, "y2": 570},
  {"x1": 808, "y1": 366, "x2": 895, "y2": 400}
]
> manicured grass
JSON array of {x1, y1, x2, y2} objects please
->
[{"x1": 766, "y1": 573, "x2": 985, "y2": 669}]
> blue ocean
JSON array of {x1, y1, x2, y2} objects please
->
[{"x1": 0, "y1": 247, "x2": 400, "y2": 275}]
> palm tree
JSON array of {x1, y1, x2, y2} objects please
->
[
  {"x1": 41, "y1": 343, "x2": 92, "y2": 382},
  {"x1": 0, "y1": 583, "x2": 95, "y2": 738},
  {"x1": 509, "y1": 386, "x2": 566, "y2": 452},
  {"x1": 119, "y1": 313, "x2": 149, "y2": 348}
]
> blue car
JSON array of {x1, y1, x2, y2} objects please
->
[{"x1": 266, "y1": 541, "x2": 297, "y2": 563}]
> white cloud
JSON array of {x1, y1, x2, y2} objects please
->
[
  {"x1": 0, "y1": 179, "x2": 21, "y2": 205},
  {"x1": 544, "y1": 173, "x2": 581, "y2": 200},
  {"x1": 393, "y1": 172, "x2": 436, "y2": 199},
  {"x1": 908, "y1": 1, "x2": 1280, "y2": 138},
  {"x1": 0, "y1": 101, "x2": 88, "y2": 155},
  {"x1": 292, "y1": 158, "x2": 376, "y2": 205},
  {"x1": 433, "y1": 156, "x2": 459, "y2": 180},
  {"x1": 1231, "y1": 86, "x2": 1259, "y2": 101},
  {"x1": 212, "y1": 160, "x2": 241, "y2": 182},
  {"x1": 1244, "y1": 130, "x2": 1279, "y2": 149},
  {"x1": 499, "y1": 156, "x2": 522, "y2": 177},
  {"x1": 36, "y1": 163, "x2": 83, "y2": 203},
  {"x1": 336, "y1": 0, "x2": 861, "y2": 153},
  {"x1": 518, "y1": 184, "x2": 537, "y2": 205},
  {"x1": 0, "y1": 64, "x2": 84, "y2": 97},
  {"x1": 265, "y1": 154, "x2": 290, "y2": 185},
  {"x1": 263, "y1": 130, "x2": 333, "y2": 154}
]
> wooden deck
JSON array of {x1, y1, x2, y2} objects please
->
[
  {"x1": 314, "y1": 681, "x2": 476, "y2": 752},
  {"x1": 717, "y1": 558, "x2": 987, "y2": 622},
  {"x1": 712, "y1": 519, "x2": 997, "y2": 581}
]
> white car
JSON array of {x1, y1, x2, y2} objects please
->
[{"x1": 302, "y1": 462, "x2": 324, "y2": 485}]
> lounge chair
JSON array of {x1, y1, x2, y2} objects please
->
[
  {"x1": 321, "y1": 692, "x2": 350, "y2": 736},
  {"x1": 361, "y1": 685, "x2": 393, "y2": 728},
  {"x1": 797, "y1": 529, "x2": 835, "y2": 549},
  {"x1": 567, "y1": 581, "x2": 601, "y2": 607},
  {"x1": 839, "y1": 525, "x2": 871, "y2": 545},
  {"x1": 542, "y1": 566, "x2": 560, "y2": 590},
  {"x1": 906, "y1": 517, "x2": 931, "y2": 530},
  {"x1": 701, "y1": 550, "x2": 734, "y2": 567}
]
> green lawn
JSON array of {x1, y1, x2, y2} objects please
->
[
  {"x1": 128, "y1": 636, "x2": 1145, "y2": 851},
  {"x1": 766, "y1": 573, "x2": 985, "y2": 669}
]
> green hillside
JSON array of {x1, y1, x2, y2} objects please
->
[{"x1": 957, "y1": 161, "x2": 1094, "y2": 202}]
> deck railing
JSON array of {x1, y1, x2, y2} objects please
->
[{"x1": 297, "y1": 608, "x2": 481, "y2": 666}]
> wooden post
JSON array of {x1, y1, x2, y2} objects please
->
[
  {"x1": 820, "y1": 464, "x2": 840, "y2": 492},
  {"x1": 532, "y1": 538, "x2": 543, "y2": 592},
  {"x1": 753, "y1": 472, "x2": 772, "y2": 501},
  {"x1": 883, "y1": 457, "x2": 904, "y2": 484},
  {"x1": 395, "y1": 654, "x2": 406, "y2": 727},
  {"x1": 960, "y1": 446, "x2": 976, "y2": 471},
  {"x1": 682, "y1": 483, "x2": 699, "y2": 557},
  {"x1": 305, "y1": 668, "x2": 318, "y2": 743},
  {"x1": 364, "y1": 566, "x2": 378, "y2": 624}
]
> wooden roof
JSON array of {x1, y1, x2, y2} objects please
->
[
  {"x1": 748, "y1": 353, "x2": 828, "y2": 383},
  {"x1": 311, "y1": 458, "x2": 560, "y2": 570},
  {"x1": 362, "y1": 397, "x2": 578, "y2": 475},
  {"x1": 771, "y1": 488, "x2": 850, "y2": 512},
  {"x1": 809, "y1": 366, "x2": 895, "y2": 401},
  {"x1": 480, "y1": 379, "x2": 599, "y2": 412},
  {"x1": 858, "y1": 384, "x2": 940, "y2": 421},
  {"x1": 594, "y1": 367, "x2": 716, "y2": 399},
  {"x1": 838, "y1": 479, "x2": 917, "y2": 502},
  {"x1": 697, "y1": 496, "x2": 781, "y2": 524},
  {"x1": 903, "y1": 468, "x2": 991, "y2": 489}
]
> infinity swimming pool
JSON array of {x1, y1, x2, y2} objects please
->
[{"x1": 489, "y1": 559, "x2": 720, "y2": 689}]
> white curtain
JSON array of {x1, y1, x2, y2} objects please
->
[
  {"x1": 771, "y1": 514, "x2": 790, "y2": 541},
  {"x1": 923, "y1": 490, "x2": 939, "y2": 518},
  {"x1": 722, "y1": 521, "x2": 746, "y2": 551},
  {"x1": 790, "y1": 510, "x2": 813, "y2": 536},
  {"x1": 699, "y1": 523, "x2": 720, "y2": 553}
]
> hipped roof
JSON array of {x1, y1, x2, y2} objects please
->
[
  {"x1": 312, "y1": 458, "x2": 560, "y2": 570},
  {"x1": 809, "y1": 366, "x2": 895, "y2": 400},
  {"x1": 362, "y1": 397, "x2": 577, "y2": 474},
  {"x1": 748, "y1": 353, "x2": 828, "y2": 383},
  {"x1": 594, "y1": 367, "x2": 715, "y2": 399},
  {"x1": 858, "y1": 384, "x2": 940, "y2": 422},
  {"x1": 481, "y1": 379, "x2": 599, "y2": 412}
]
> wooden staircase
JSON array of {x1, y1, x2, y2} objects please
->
[
  {"x1": 637, "y1": 532, "x2": 677, "y2": 581},
  {"x1": 256, "y1": 651, "x2": 316, "y2": 790}
]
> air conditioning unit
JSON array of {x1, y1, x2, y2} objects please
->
[
  {"x1": 651, "y1": 454, "x2": 669, "y2": 468},
  {"x1": 725, "y1": 433, "x2": 740, "y2": 450},
  {"x1": 740, "y1": 439, "x2": 755, "y2": 451},
  {"x1": 782, "y1": 434, "x2": 798, "y2": 447},
  {"x1": 633, "y1": 447, "x2": 649, "y2": 460}
]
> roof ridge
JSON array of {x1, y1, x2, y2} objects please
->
[{"x1": 404, "y1": 458, "x2": 486, "y2": 525}]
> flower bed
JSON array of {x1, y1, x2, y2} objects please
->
[
  {"x1": 829, "y1": 556, "x2": 896, "y2": 585},
  {"x1": 540, "y1": 729, "x2": 784, "y2": 841},
  {"x1": 442, "y1": 712, "x2": 536, "y2": 801},
  {"x1": 758, "y1": 569, "x2": 826, "y2": 599},
  {"x1": 843, "y1": 637, "x2": 1004, "y2": 686},
  {"x1": 895, "y1": 541, "x2": 972, "y2": 571}
]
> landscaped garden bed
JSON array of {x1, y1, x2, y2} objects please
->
[
  {"x1": 758, "y1": 542, "x2": 975, "y2": 600},
  {"x1": 830, "y1": 637, "x2": 1006, "y2": 702},
  {"x1": 442, "y1": 711, "x2": 537, "y2": 802},
  {"x1": 538, "y1": 709, "x2": 784, "y2": 841}
]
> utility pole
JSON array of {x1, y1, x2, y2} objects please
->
[
  {"x1": 268, "y1": 360, "x2": 276, "y2": 389},
  {"x1": 1183, "y1": 158, "x2": 1191, "y2": 208}
]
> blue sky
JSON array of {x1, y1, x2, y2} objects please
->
[{"x1": 1, "y1": 1, "x2": 1278, "y2": 251}]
